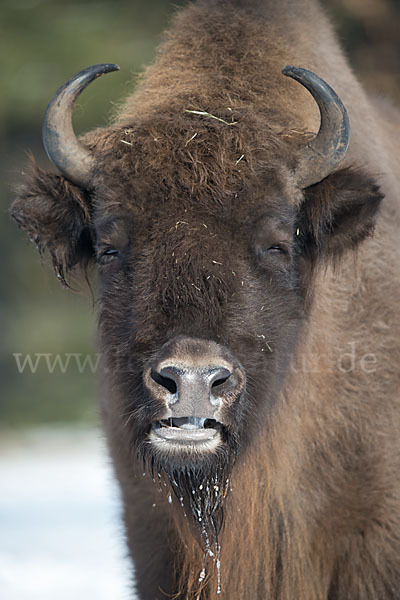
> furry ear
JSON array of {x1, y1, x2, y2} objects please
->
[
  {"x1": 10, "y1": 159, "x2": 94, "y2": 287},
  {"x1": 296, "y1": 167, "x2": 384, "y2": 263}
]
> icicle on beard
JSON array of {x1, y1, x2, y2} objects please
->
[{"x1": 144, "y1": 437, "x2": 237, "y2": 550}]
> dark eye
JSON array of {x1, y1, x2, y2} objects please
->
[
  {"x1": 254, "y1": 241, "x2": 292, "y2": 273},
  {"x1": 267, "y1": 244, "x2": 286, "y2": 253},
  {"x1": 98, "y1": 248, "x2": 120, "y2": 264},
  {"x1": 257, "y1": 243, "x2": 289, "y2": 258}
]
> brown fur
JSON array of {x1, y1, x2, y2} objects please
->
[{"x1": 10, "y1": 0, "x2": 400, "y2": 598}]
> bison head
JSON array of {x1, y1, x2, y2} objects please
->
[{"x1": 10, "y1": 64, "x2": 382, "y2": 538}]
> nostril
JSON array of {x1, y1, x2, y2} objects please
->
[
  {"x1": 150, "y1": 370, "x2": 177, "y2": 394},
  {"x1": 210, "y1": 366, "x2": 233, "y2": 390},
  {"x1": 211, "y1": 375, "x2": 230, "y2": 389}
]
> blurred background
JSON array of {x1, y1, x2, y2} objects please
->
[{"x1": 0, "y1": 0, "x2": 399, "y2": 598}]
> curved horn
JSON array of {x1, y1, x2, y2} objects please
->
[
  {"x1": 282, "y1": 65, "x2": 350, "y2": 189},
  {"x1": 42, "y1": 63, "x2": 120, "y2": 188}
]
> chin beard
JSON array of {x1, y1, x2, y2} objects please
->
[{"x1": 143, "y1": 438, "x2": 237, "y2": 548}]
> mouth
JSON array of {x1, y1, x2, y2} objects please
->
[{"x1": 149, "y1": 417, "x2": 222, "y2": 451}]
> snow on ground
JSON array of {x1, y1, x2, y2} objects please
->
[{"x1": 0, "y1": 428, "x2": 134, "y2": 600}]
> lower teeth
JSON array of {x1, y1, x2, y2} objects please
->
[{"x1": 159, "y1": 417, "x2": 211, "y2": 429}]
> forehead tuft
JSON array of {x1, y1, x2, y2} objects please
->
[{"x1": 89, "y1": 111, "x2": 303, "y2": 216}]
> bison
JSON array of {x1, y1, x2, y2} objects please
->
[{"x1": 10, "y1": 0, "x2": 400, "y2": 598}]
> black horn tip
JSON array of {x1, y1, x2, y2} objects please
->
[
  {"x1": 282, "y1": 65, "x2": 297, "y2": 77},
  {"x1": 51, "y1": 63, "x2": 121, "y2": 99},
  {"x1": 79, "y1": 63, "x2": 121, "y2": 79},
  {"x1": 100, "y1": 63, "x2": 120, "y2": 72},
  {"x1": 282, "y1": 65, "x2": 344, "y2": 109},
  {"x1": 282, "y1": 65, "x2": 305, "y2": 81}
]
